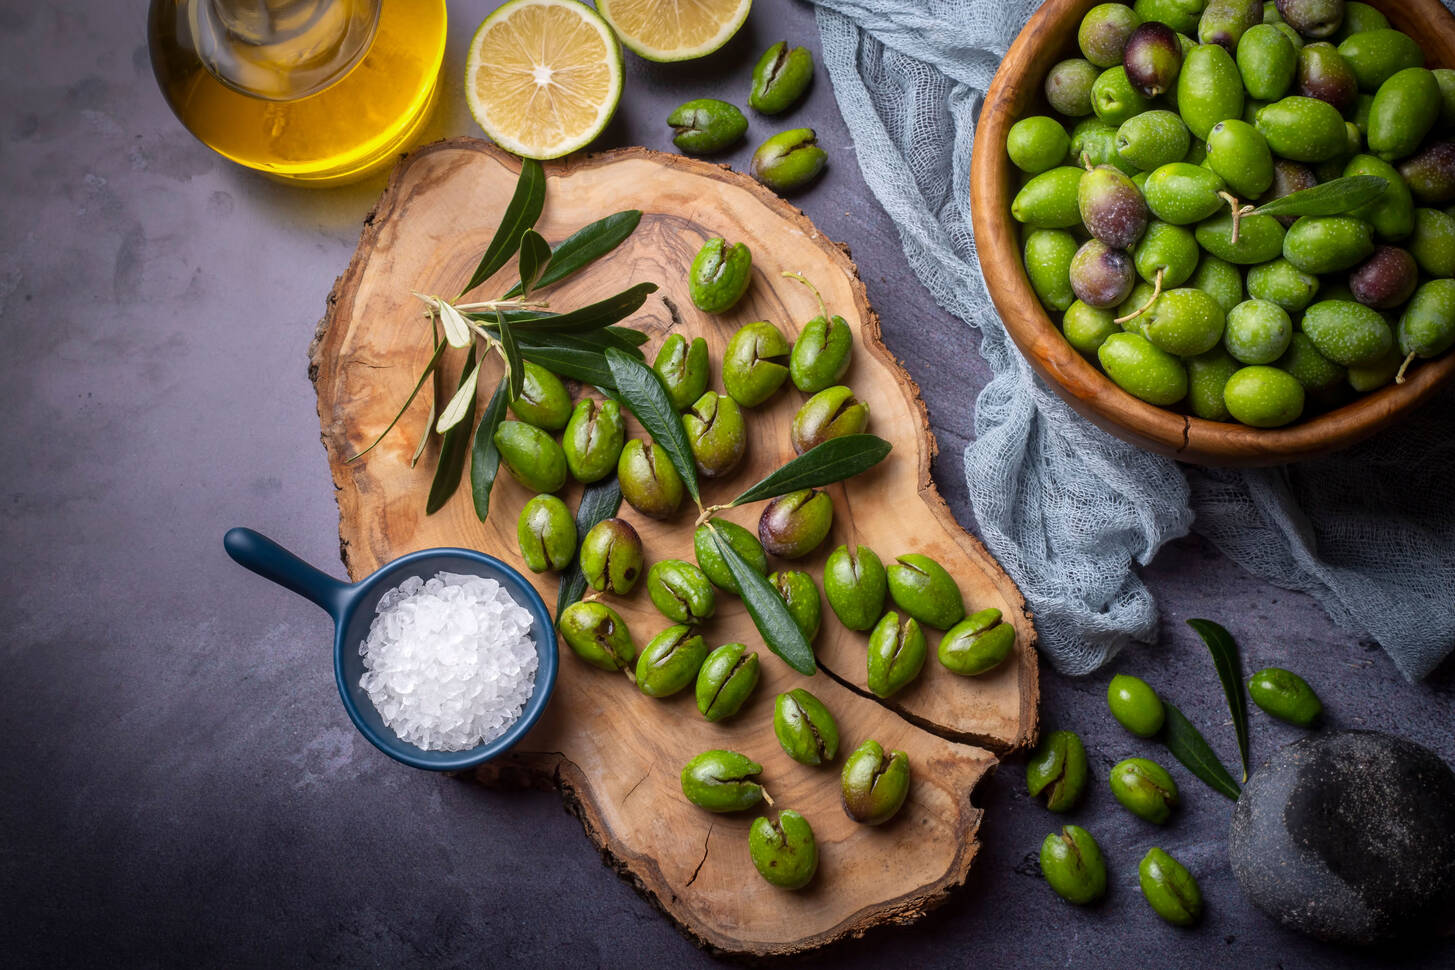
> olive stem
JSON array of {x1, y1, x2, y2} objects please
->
[
  {"x1": 1396, "y1": 351, "x2": 1416, "y2": 385},
  {"x1": 762, "y1": 789, "x2": 775, "y2": 808},
  {"x1": 694, "y1": 503, "x2": 732, "y2": 527},
  {"x1": 781, "y1": 271, "x2": 828, "y2": 323},
  {"x1": 1114, "y1": 266, "x2": 1164, "y2": 325},
  {"x1": 1218, "y1": 192, "x2": 1255, "y2": 245}
]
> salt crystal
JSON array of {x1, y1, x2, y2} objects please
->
[{"x1": 359, "y1": 570, "x2": 538, "y2": 752}]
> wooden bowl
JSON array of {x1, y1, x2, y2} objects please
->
[{"x1": 970, "y1": 0, "x2": 1455, "y2": 466}]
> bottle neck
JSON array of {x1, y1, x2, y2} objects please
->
[{"x1": 190, "y1": 0, "x2": 381, "y2": 101}]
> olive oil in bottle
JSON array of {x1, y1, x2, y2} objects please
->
[{"x1": 148, "y1": 0, "x2": 447, "y2": 185}]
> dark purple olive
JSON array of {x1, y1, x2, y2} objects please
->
[
  {"x1": 1123, "y1": 22, "x2": 1184, "y2": 98},
  {"x1": 1275, "y1": 0, "x2": 1344, "y2": 39},
  {"x1": 1077, "y1": 3, "x2": 1140, "y2": 68},
  {"x1": 1070, "y1": 239, "x2": 1136, "y2": 309},
  {"x1": 1399, "y1": 141, "x2": 1455, "y2": 205},
  {"x1": 1077, "y1": 164, "x2": 1149, "y2": 250},
  {"x1": 1349, "y1": 246, "x2": 1419, "y2": 310},
  {"x1": 1296, "y1": 42, "x2": 1357, "y2": 113},
  {"x1": 1258, "y1": 160, "x2": 1319, "y2": 227}
]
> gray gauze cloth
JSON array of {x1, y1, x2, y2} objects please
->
[{"x1": 809, "y1": 0, "x2": 1455, "y2": 679}]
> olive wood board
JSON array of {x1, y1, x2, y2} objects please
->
[{"x1": 309, "y1": 139, "x2": 1040, "y2": 958}]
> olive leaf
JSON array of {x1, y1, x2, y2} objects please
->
[
  {"x1": 1161, "y1": 702, "x2": 1242, "y2": 801},
  {"x1": 495, "y1": 309, "x2": 525, "y2": 401},
  {"x1": 472, "y1": 282, "x2": 659, "y2": 335},
  {"x1": 469, "y1": 377, "x2": 510, "y2": 522},
  {"x1": 347, "y1": 338, "x2": 447, "y2": 462},
  {"x1": 517, "y1": 229, "x2": 551, "y2": 299},
  {"x1": 436, "y1": 353, "x2": 481, "y2": 433},
  {"x1": 706, "y1": 522, "x2": 816, "y2": 676},
  {"x1": 607, "y1": 325, "x2": 650, "y2": 347},
  {"x1": 410, "y1": 317, "x2": 443, "y2": 467},
  {"x1": 555, "y1": 477, "x2": 624, "y2": 619},
  {"x1": 460, "y1": 158, "x2": 545, "y2": 296},
  {"x1": 605, "y1": 348, "x2": 701, "y2": 506},
  {"x1": 1188, "y1": 618, "x2": 1250, "y2": 783},
  {"x1": 437, "y1": 299, "x2": 474, "y2": 349},
  {"x1": 427, "y1": 346, "x2": 478, "y2": 515},
  {"x1": 504, "y1": 210, "x2": 643, "y2": 298},
  {"x1": 729, "y1": 434, "x2": 893, "y2": 506},
  {"x1": 1251, "y1": 175, "x2": 1387, "y2": 218}
]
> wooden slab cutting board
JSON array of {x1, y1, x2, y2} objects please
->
[{"x1": 310, "y1": 139, "x2": 1039, "y2": 958}]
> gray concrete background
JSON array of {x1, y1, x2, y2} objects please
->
[{"x1": 1, "y1": 1, "x2": 1451, "y2": 967}]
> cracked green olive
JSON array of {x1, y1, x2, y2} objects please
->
[
  {"x1": 773, "y1": 688, "x2": 839, "y2": 765},
  {"x1": 769, "y1": 570, "x2": 822, "y2": 642},
  {"x1": 667, "y1": 98, "x2": 748, "y2": 154},
  {"x1": 841, "y1": 739, "x2": 910, "y2": 825},
  {"x1": 1109, "y1": 757, "x2": 1180, "y2": 823},
  {"x1": 646, "y1": 559, "x2": 716, "y2": 625},
  {"x1": 508, "y1": 360, "x2": 572, "y2": 431},
  {"x1": 681, "y1": 749, "x2": 763, "y2": 813},
  {"x1": 689, "y1": 237, "x2": 753, "y2": 314},
  {"x1": 790, "y1": 385, "x2": 870, "y2": 455},
  {"x1": 1026, "y1": 729, "x2": 1088, "y2": 812},
  {"x1": 823, "y1": 544, "x2": 887, "y2": 631},
  {"x1": 636, "y1": 625, "x2": 709, "y2": 698},
  {"x1": 694, "y1": 520, "x2": 767, "y2": 593},
  {"x1": 494, "y1": 420, "x2": 568, "y2": 494},
  {"x1": 1107, "y1": 673, "x2": 1166, "y2": 736},
  {"x1": 652, "y1": 334, "x2": 710, "y2": 411},
  {"x1": 1247, "y1": 666, "x2": 1322, "y2": 725},
  {"x1": 867, "y1": 611, "x2": 927, "y2": 698},
  {"x1": 578, "y1": 517, "x2": 643, "y2": 595},
  {"x1": 1139, "y1": 847, "x2": 1203, "y2": 925},
  {"x1": 749, "y1": 810, "x2": 818, "y2": 890},
  {"x1": 750, "y1": 41, "x2": 814, "y2": 115},
  {"x1": 618, "y1": 439, "x2": 684, "y2": 520},
  {"x1": 886, "y1": 553, "x2": 965, "y2": 630},
  {"x1": 789, "y1": 314, "x2": 853, "y2": 393},
  {"x1": 558, "y1": 600, "x2": 636, "y2": 673},
  {"x1": 683, "y1": 390, "x2": 747, "y2": 478},
  {"x1": 695, "y1": 642, "x2": 761, "y2": 722},
  {"x1": 515, "y1": 494, "x2": 576, "y2": 573},
  {"x1": 562, "y1": 398, "x2": 625, "y2": 484},
  {"x1": 759, "y1": 488, "x2": 834, "y2": 560},
  {"x1": 723, "y1": 320, "x2": 791, "y2": 407},
  {"x1": 751, "y1": 128, "x2": 828, "y2": 193},
  {"x1": 938, "y1": 608, "x2": 1016, "y2": 676},
  {"x1": 1040, "y1": 825, "x2": 1107, "y2": 905}
]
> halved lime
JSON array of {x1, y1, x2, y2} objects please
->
[
  {"x1": 465, "y1": 0, "x2": 623, "y2": 160},
  {"x1": 597, "y1": 0, "x2": 752, "y2": 63}
]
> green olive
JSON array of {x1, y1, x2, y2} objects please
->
[
  {"x1": 1026, "y1": 729, "x2": 1088, "y2": 812},
  {"x1": 1109, "y1": 757, "x2": 1180, "y2": 824},
  {"x1": 773, "y1": 688, "x2": 839, "y2": 765},
  {"x1": 683, "y1": 390, "x2": 747, "y2": 478},
  {"x1": 667, "y1": 98, "x2": 748, "y2": 155},
  {"x1": 769, "y1": 570, "x2": 822, "y2": 642},
  {"x1": 688, "y1": 237, "x2": 753, "y2": 314},
  {"x1": 751, "y1": 128, "x2": 828, "y2": 193},
  {"x1": 636, "y1": 625, "x2": 710, "y2": 698},
  {"x1": 822, "y1": 543, "x2": 888, "y2": 631},
  {"x1": 578, "y1": 517, "x2": 643, "y2": 594},
  {"x1": 562, "y1": 398, "x2": 626, "y2": 484},
  {"x1": 723, "y1": 320, "x2": 791, "y2": 407},
  {"x1": 618, "y1": 439, "x2": 685, "y2": 520},
  {"x1": 749, "y1": 42, "x2": 814, "y2": 115},
  {"x1": 557, "y1": 600, "x2": 636, "y2": 673},
  {"x1": 748, "y1": 810, "x2": 818, "y2": 890},
  {"x1": 1139, "y1": 847, "x2": 1203, "y2": 925},
  {"x1": 938, "y1": 608, "x2": 1016, "y2": 676},
  {"x1": 508, "y1": 360, "x2": 572, "y2": 431},
  {"x1": 886, "y1": 553, "x2": 966, "y2": 630},
  {"x1": 1247, "y1": 666, "x2": 1322, "y2": 725},
  {"x1": 515, "y1": 493, "x2": 576, "y2": 573},
  {"x1": 789, "y1": 314, "x2": 854, "y2": 393},
  {"x1": 695, "y1": 642, "x2": 761, "y2": 722},
  {"x1": 840, "y1": 739, "x2": 910, "y2": 825},
  {"x1": 790, "y1": 385, "x2": 870, "y2": 454},
  {"x1": 494, "y1": 420, "x2": 568, "y2": 493},
  {"x1": 1040, "y1": 825, "x2": 1107, "y2": 905},
  {"x1": 867, "y1": 611, "x2": 928, "y2": 698},
  {"x1": 758, "y1": 488, "x2": 834, "y2": 560},
  {"x1": 646, "y1": 559, "x2": 716, "y2": 625},
  {"x1": 652, "y1": 334, "x2": 710, "y2": 411},
  {"x1": 1106, "y1": 673, "x2": 1166, "y2": 736},
  {"x1": 680, "y1": 749, "x2": 763, "y2": 813},
  {"x1": 694, "y1": 519, "x2": 767, "y2": 593}
]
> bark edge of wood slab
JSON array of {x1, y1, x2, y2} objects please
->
[{"x1": 310, "y1": 138, "x2": 1039, "y2": 958}]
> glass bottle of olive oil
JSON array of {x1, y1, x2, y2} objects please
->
[{"x1": 148, "y1": 0, "x2": 447, "y2": 185}]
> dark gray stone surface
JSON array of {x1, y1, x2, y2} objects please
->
[{"x1": 0, "y1": 2, "x2": 1451, "y2": 968}]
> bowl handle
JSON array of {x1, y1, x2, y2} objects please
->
[{"x1": 223, "y1": 527, "x2": 352, "y2": 618}]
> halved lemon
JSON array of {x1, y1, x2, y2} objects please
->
[
  {"x1": 597, "y1": 0, "x2": 752, "y2": 62},
  {"x1": 465, "y1": 0, "x2": 623, "y2": 159}
]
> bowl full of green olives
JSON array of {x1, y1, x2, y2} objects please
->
[{"x1": 970, "y1": 0, "x2": 1455, "y2": 465}]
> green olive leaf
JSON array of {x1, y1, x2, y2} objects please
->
[
  {"x1": 475, "y1": 283, "x2": 658, "y2": 335},
  {"x1": 437, "y1": 299, "x2": 474, "y2": 349},
  {"x1": 435, "y1": 353, "x2": 481, "y2": 433},
  {"x1": 1188, "y1": 618, "x2": 1250, "y2": 783},
  {"x1": 554, "y1": 477, "x2": 624, "y2": 620},
  {"x1": 607, "y1": 325, "x2": 650, "y2": 347},
  {"x1": 707, "y1": 522, "x2": 816, "y2": 675},
  {"x1": 347, "y1": 337, "x2": 447, "y2": 462},
  {"x1": 504, "y1": 210, "x2": 643, "y2": 298},
  {"x1": 495, "y1": 309, "x2": 526, "y2": 401},
  {"x1": 517, "y1": 229, "x2": 552, "y2": 299},
  {"x1": 605, "y1": 348, "x2": 701, "y2": 506},
  {"x1": 427, "y1": 346, "x2": 479, "y2": 515},
  {"x1": 1161, "y1": 702, "x2": 1241, "y2": 801},
  {"x1": 729, "y1": 434, "x2": 892, "y2": 506},
  {"x1": 469, "y1": 377, "x2": 510, "y2": 522},
  {"x1": 1251, "y1": 175, "x2": 1387, "y2": 218},
  {"x1": 460, "y1": 158, "x2": 545, "y2": 296}
]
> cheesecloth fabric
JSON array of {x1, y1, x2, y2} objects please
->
[{"x1": 809, "y1": 0, "x2": 1455, "y2": 679}]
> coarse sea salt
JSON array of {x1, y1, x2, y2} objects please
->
[{"x1": 359, "y1": 571, "x2": 538, "y2": 752}]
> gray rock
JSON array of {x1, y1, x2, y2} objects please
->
[{"x1": 1229, "y1": 730, "x2": 1455, "y2": 944}]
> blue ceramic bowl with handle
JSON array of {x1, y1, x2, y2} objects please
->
[{"x1": 223, "y1": 527, "x2": 557, "y2": 771}]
